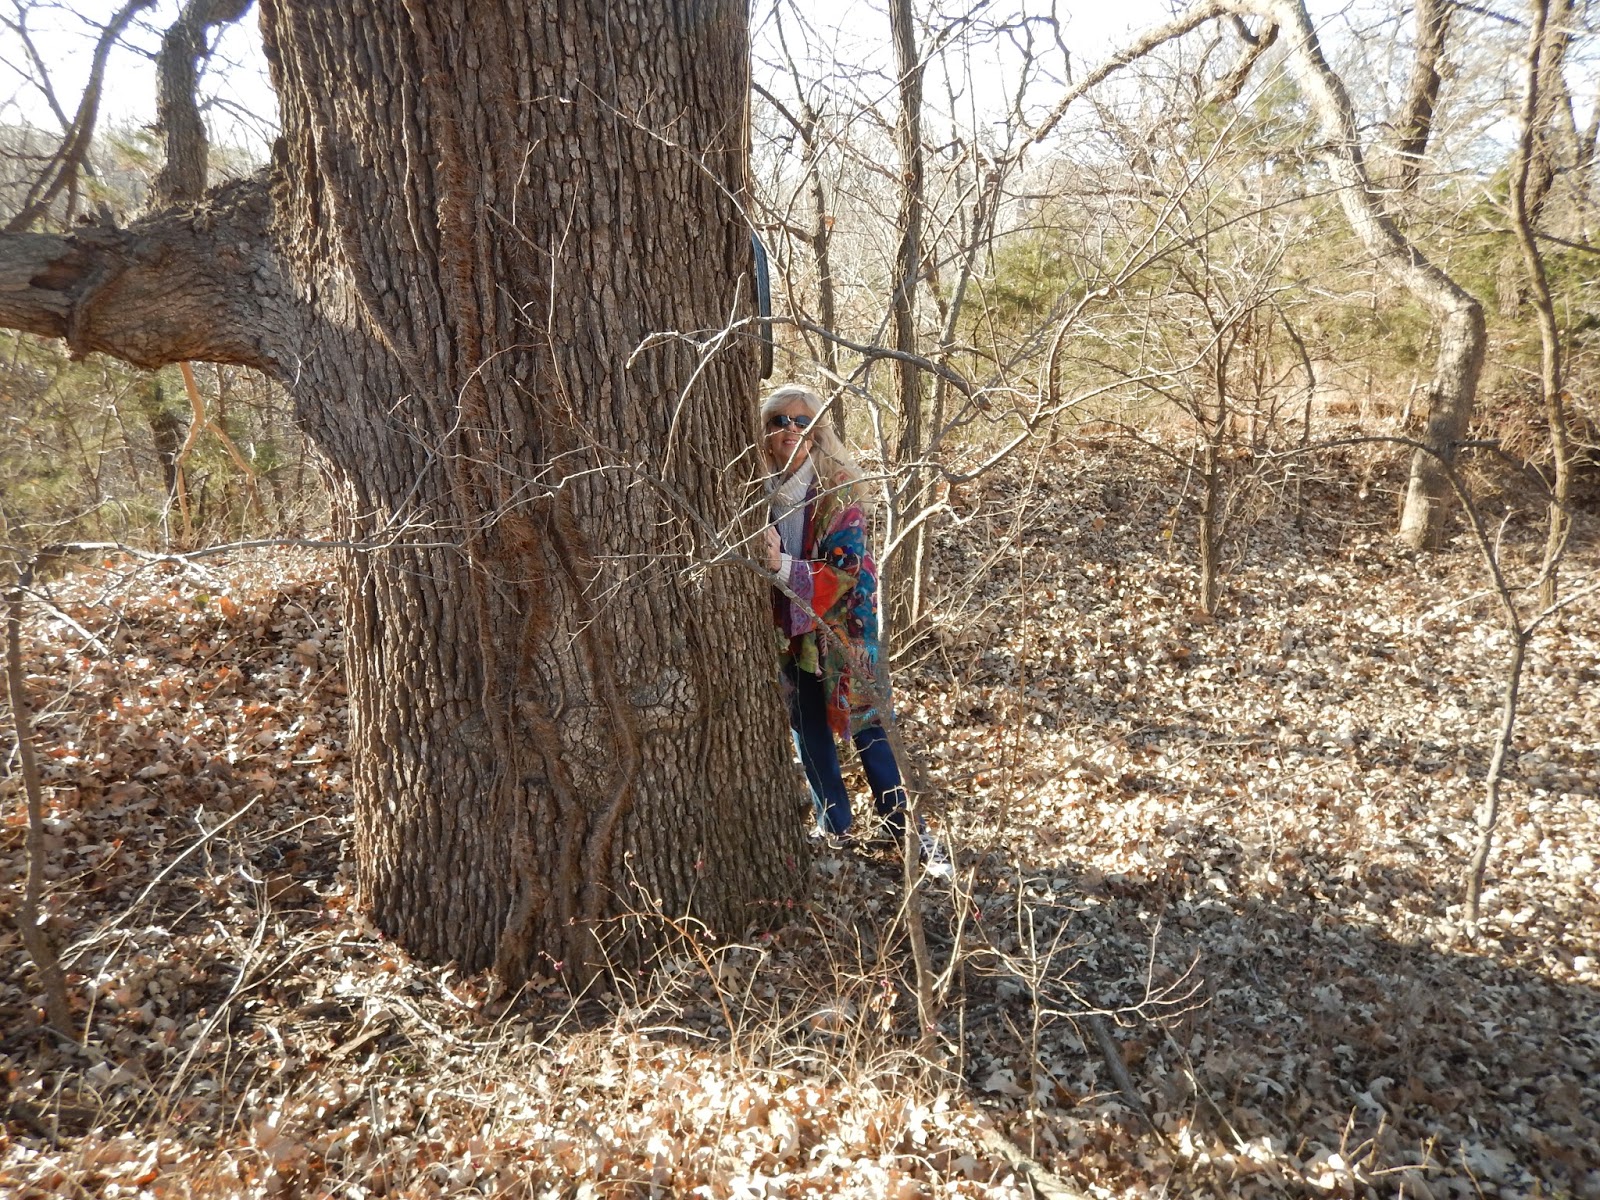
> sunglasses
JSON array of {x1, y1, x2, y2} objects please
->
[{"x1": 766, "y1": 414, "x2": 814, "y2": 431}]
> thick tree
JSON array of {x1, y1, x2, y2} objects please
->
[{"x1": 0, "y1": 0, "x2": 807, "y2": 979}]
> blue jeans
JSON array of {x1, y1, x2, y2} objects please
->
[{"x1": 784, "y1": 664, "x2": 908, "y2": 836}]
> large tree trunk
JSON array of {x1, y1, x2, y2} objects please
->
[
  {"x1": 0, "y1": 0, "x2": 807, "y2": 982},
  {"x1": 266, "y1": 0, "x2": 806, "y2": 981}
]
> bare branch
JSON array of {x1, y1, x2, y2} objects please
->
[
  {"x1": 1025, "y1": 0, "x2": 1232, "y2": 151},
  {"x1": 1209, "y1": 16, "x2": 1279, "y2": 105}
]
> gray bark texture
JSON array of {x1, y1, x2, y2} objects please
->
[{"x1": 0, "y1": 0, "x2": 807, "y2": 981}]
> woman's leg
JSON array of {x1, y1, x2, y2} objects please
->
[
  {"x1": 853, "y1": 721, "x2": 909, "y2": 837},
  {"x1": 785, "y1": 666, "x2": 853, "y2": 835},
  {"x1": 853, "y1": 722, "x2": 949, "y2": 873}
]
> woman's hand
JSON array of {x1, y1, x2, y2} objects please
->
[{"x1": 763, "y1": 526, "x2": 783, "y2": 573}]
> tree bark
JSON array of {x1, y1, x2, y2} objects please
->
[
  {"x1": 137, "y1": 379, "x2": 185, "y2": 504},
  {"x1": 1395, "y1": 303, "x2": 1486, "y2": 549},
  {"x1": 1209, "y1": 15, "x2": 1278, "y2": 106},
  {"x1": 1467, "y1": 631, "x2": 1527, "y2": 922},
  {"x1": 1198, "y1": 346, "x2": 1228, "y2": 616},
  {"x1": 0, "y1": 0, "x2": 806, "y2": 981},
  {"x1": 0, "y1": 177, "x2": 284, "y2": 368}
]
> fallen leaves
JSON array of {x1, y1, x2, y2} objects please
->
[{"x1": 2, "y1": 438, "x2": 1597, "y2": 1198}]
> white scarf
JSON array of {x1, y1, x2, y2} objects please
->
[{"x1": 768, "y1": 459, "x2": 815, "y2": 557}]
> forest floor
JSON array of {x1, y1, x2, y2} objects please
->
[{"x1": 1, "y1": 432, "x2": 1597, "y2": 1199}]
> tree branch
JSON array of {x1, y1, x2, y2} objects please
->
[
  {"x1": 1209, "y1": 16, "x2": 1279, "y2": 105},
  {"x1": 0, "y1": 173, "x2": 287, "y2": 373},
  {"x1": 4, "y1": 0, "x2": 156, "y2": 232},
  {"x1": 1025, "y1": 0, "x2": 1232, "y2": 150}
]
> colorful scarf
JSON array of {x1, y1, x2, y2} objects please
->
[{"x1": 770, "y1": 474, "x2": 885, "y2": 737}]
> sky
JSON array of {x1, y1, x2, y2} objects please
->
[
  {"x1": 0, "y1": 0, "x2": 1183, "y2": 161},
  {"x1": 2, "y1": 0, "x2": 1569, "y2": 187}
]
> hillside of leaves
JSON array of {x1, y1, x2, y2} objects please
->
[{"x1": 1, "y1": 434, "x2": 1596, "y2": 1198}]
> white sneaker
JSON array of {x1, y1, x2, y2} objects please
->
[{"x1": 918, "y1": 831, "x2": 952, "y2": 879}]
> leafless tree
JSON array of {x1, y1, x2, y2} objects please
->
[{"x1": 1508, "y1": 0, "x2": 1575, "y2": 610}]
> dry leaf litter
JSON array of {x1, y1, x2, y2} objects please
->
[{"x1": 1, "y1": 434, "x2": 1596, "y2": 1198}]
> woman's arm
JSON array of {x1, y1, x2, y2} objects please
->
[{"x1": 777, "y1": 500, "x2": 868, "y2": 638}]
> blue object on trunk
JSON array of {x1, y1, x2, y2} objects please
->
[{"x1": 752, "y1": 232, "x2": 773, "y2": 380}]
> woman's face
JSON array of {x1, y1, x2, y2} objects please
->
[{"x1": 763, "y1": 399, "x2": 816, "y2": 474}]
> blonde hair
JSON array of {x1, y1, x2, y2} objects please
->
[{"x1": 758, "y1": 384, "x2": 864, "y2": 491}]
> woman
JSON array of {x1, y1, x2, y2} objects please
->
[{"x1": 758, "y1": 383, "x2": 946, "y2": 872}]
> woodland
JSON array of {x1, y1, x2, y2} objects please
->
[{"x1": 0, "y1": 0, "x2": 1597, "y2": 1197}]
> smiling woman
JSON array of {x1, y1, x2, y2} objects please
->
[{"x1": 757, "y1": 382, "x2": 949, "y2": 874}]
